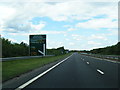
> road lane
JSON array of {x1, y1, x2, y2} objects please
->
[
  {"x1": 80, "y1": 54, "x2": 118, "y2": 84},
  {"x1": 21, "y1": 53, "x2": 119, "y2": 88},
  {"x1": 16, "y1": 54, "x2": 73, "y2": 89}
]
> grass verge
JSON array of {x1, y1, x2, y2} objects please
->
[
  {"x1": 2, "y1": 53, "x2": 72, "y2": 82},
  {"x1": 80, "y1": 53, "x2": 119, "y2": 62}
]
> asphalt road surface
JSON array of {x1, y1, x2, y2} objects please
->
[{"x1": 14, "y1": 53, "x2": 119, "y2": 89}]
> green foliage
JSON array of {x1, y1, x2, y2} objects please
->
[
  {"x1": 2, "y1": 38, "x2": 29, "y2": 57},
  {"x1": 2, "y1": 37, "x2": 69, "y2": 57},
  {"x1": 90, "y1": 42, "x2": 120, "y2": 55},
  {"x1": 47, "y1": 46, "x2": 67, "y2": 56}
]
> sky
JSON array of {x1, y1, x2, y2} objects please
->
[{"x1": 0, "y1": 0, "x2": 119, "y2": 50}]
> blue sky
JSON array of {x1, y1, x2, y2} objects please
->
[{"x1": 0, "y1": 0, "x2": 118, "y2": 50}]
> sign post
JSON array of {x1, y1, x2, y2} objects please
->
[{"x1": 29, "y1": 35, "x2": 46, "y2": 56}]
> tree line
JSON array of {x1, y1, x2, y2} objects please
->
[
  {"x1": 2, "y1": 38, "x2": 29, "y2": 58},
  {"x1": 90, "y1": 42, "x2": 120, "y2": 55},
  {"x1": 1, "y1": 37, "x2": 69, "y2": 58},
  {"x1": 79, "y1": 42, "x2": 120, "y2": 55},
  {"x1": 3, "y1": 37, "x2": 119, "y2": 57},
  {"x1": 47, "y1": 47, "x2": 69, "y2": 56}
]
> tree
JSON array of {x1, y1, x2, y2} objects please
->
[
  {"x1": 90, "y1": 42, "x2": 120, "y2": 55},
  {"x1": 2, "y1": 38, "x2": 29, "y2": 57}
]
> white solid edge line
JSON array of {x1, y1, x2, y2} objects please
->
[
  {"x1": 97, "y1": 69, "x2": 104, "y2": 75},
  {"x1": 15, "y1": 54, "x2": 73, "y2": 90}
]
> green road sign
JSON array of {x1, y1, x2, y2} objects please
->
[{"x1": 29, "y1": 35, "x2": 46, "y2": 56}]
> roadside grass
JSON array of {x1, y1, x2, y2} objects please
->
[
  {"x1": 80, "y1": 53, "x2": 120, "y2": 62},
  {"x1": 2, "y1": 53, "x2": 72, "y2": 82}
]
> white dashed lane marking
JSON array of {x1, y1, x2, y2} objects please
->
[
  {"x1": 86, "y1": 62, "x2": 89, "y2": 64},
  {"x1": 97, "y1": 69, "x2": 104, "y2": 75}
]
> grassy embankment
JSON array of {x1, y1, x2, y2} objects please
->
[{"x1": 2, "y1": 53, "x2": 72, "y2": 82}]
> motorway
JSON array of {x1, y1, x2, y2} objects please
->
[{"x1": 3, "y1": 53, "x2": 119, "y2": 89}]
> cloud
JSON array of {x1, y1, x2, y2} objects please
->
[
  {"x1": 30, "y1": 22, "x2": 46, "y2": 32},
  {"x1": 88, "y1": 41, "x2": 101, "y2": 45},
  {"x1": 9, "y1": 38, "x2": 18, "y2": 43},
  {"x1": 65, "y1": 38, "x2": 69, "y2": 41},
  {"x1": 76, "y1": 18, "x2": 117, "y2": 29},
  {"x1": 71, "y1": 34, "x2": 84, "y2": 41},
  {"x1": 63, "y1": 25, "x2": 71, "y2": 28},
  {"x1": 107, "y1": 29, "x2": 118, "y2": 36},
  {"x1": 47, "y1": 39, "x2": 64, "y2": 49},
  {"x1": 4, "y1": 21, "x2": 31, "y2": 33},
  {"x1": 0, "y1": 5, "x2": 16, "y2": 21},
  {"x1": 0, "y1": 0, "x2": 119, "y2": 3},
  {"x1": 67, "y1": 28, "x2": 76, "y2": 31},
  {"x1": 0, "y1": 1, "x2": 118, "y2": 50},
  {"x1": 89, "y1": 34, "x2": 108, "y2": 41},
  {"x1": 0, "y1": 1, "x2": 118, "y2": 33},
  {"x1": 37, "y1": 31, "x2": 66, "y2": 34},
  {"x1": 69, "y1": 42, "x2": 75, "y2": 45}
]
